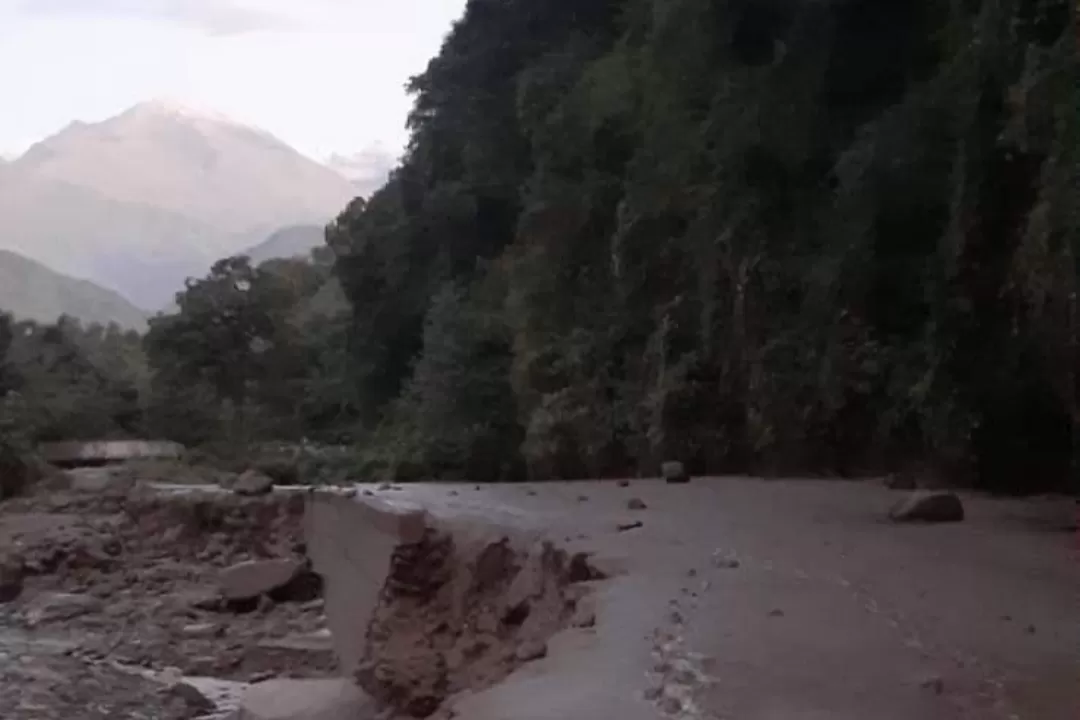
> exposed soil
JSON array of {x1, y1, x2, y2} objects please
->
[{"x1": 356, "y1": 528, "x2": 604, "y2": 717}]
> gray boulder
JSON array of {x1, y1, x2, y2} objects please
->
[
  {"x1": 219, "y1": 558, "x2": 303, "y2": 602},
  {"x1": 661, "y1": 461, "x2": 689, "y2": 484},
  {"x1": 889, "y1": 491, "x2": 964, "y2": 523},
  {"x1": 235, "y1": 678, "x2": 375, "y2": 720},
  {"x1": 233, "y1": 469, "x2": 274, "y2": 496}
]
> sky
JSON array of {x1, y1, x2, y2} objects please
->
[{"x1": 0, "y1": 0, "x2": 467, "y2": 162}]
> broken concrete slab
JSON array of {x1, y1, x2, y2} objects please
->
[
  {"x1": 235, "y1": 678, "x2": 376, "y2": 720},
  {"x1": 305, "y1": 493, "x2": 431, "y2": 673},
  {"x1": 219, "y1": 559, "x2": 303, "y2": 602}
]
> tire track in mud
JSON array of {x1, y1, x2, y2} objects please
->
[{"x1": 660, "y1": 545, "x2": 1018, "y2": 720}]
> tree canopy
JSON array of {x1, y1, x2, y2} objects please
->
[
  {"x1": 4, "y1": 0, "x2": 1076, "y2": 495},
  {"x1": 324, "y1": 0, "x2": 1079, "y2": 491}
]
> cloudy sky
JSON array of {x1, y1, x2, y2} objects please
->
[{"x1": 0, "y1": 0, "x2": 467, "y2": 161}]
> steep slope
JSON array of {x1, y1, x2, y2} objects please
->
[
  {"x1": 0, "y1": 249, "x2": 147, "y2": 329},
  {"x1": 0, "y1": 101, "x2": 357, "y2": 309}
]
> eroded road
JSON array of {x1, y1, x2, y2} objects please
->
[
  {"x1": 357, "y1": 480, "x2": 1078, "y2": 720},
  {"x1": 1, "y1": 473, "x2": 1076, "y2": 720}
]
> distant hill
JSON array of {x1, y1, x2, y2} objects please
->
[
  {"x1": 0, "y1": 249, "x2": 147, "y2": 330},
  {"x1": 0, "y1": 100, "x2": 357, "y2": 308},
  {"x1": 244, "y1": 225, "x2": 325, "y2": 265}
]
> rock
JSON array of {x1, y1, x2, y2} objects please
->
[
  {"x1": 25, "y1": 592, "x2": 104, "y2": 625},
  {"x1": 570, "y1": 596, "x2": 597, "y2": 628},
  {"x1": 233, "y1": 469, "x2": 275, "y2": 496},
  {"x1": 918, "y1": 675, "x2": 945, "y2": 694},
  {"x1": 616, "y1": 520, "x2": 644, "y2": 532},
  {"x1": 616, "y1": 479, "x2": 630, "y2": 487},
  {"x1": 768, "y1": 608, "x2": 785, "y2": 617},
  {"x1": 515, "y1": 640, "x2": 548, "y2": 662},
  {"x1": 177, "y1": 588, "x2": 223, "y2": 612},
  {"x1": 181, "y1": 622, "x2": 221, "y2": 638},
  {"x1": 627, "y1": 497, "x2": 647, "y2": 511},
  {"x1": 711, "y1": 550, "x2": 740, "y2": 569},
  {"x1": 257, "y1": 630, "x2": 335, "y2": 653},
  {"x1": 168, "y1": 680, "x2": 217, "y2": 714},
  {"x1": 0, "y1": 553, "x2": 24, "y2": 603},
  {"x1": 235, "y1": 678, "x2": 374, "y2": 720},
  {"x1": 660, "y1": 696, "x2": 684, "y2": 714},
  {"x1": 661, "y1": 461, "x2": 689, "y2": 484},
  {"x1": 889, "y1": 491, "x2": 964, "y2": 523},
  {"x1": 219, "y1": 558, "x2": 303, "y2": 602}
]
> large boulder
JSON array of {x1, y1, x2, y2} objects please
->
[
  {"x1": 661, "y1": 460, "x2": 689, "y2": 484},
  {"x1": 219, "y1": 558, "x2": 303, "y2": 602},
  {"x1": 236, "y1": 678, "x2": 375, "y2": 720},
  {"x1": 889, "y1": 491, "x2": 965, "y2": 523},
  {"x1": 233, "y1": 469, "x2": 275, "y2": 496}
]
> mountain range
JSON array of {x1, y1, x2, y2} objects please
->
[
  {"x1": 0, "y1": 101, "x2": 389, "y2": 315},
  {"x1": 0, "y1": 250, "x2": 146, "y2": 330}
]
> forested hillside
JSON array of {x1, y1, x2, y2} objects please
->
[
  {"x1": 3, "y1": 0, "x2": 1076, "y2": 495},
  {"x1": 325, "y1": 0, "x2": 1078, "y2": 490}
]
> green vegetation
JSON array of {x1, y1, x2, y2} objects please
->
[
  {"x1": 2, "y1": 0, "x2": 1077, "y2": 495},
  {"x1": 324, "y1": 0, "x2": 1078, "y2": 491}
]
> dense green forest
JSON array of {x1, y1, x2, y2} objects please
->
[{"x1": 2, "y1": 0, "x2": 1078, "y2": 493}]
